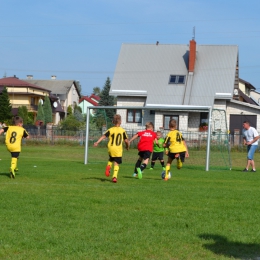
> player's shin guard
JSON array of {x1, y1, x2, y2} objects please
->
[
  {"x1": 165, "y1": 165, "x2": 171, "y2": 180},
  {"x1": 113, "y1": 165, "x2": 119, "y2": 178},
  {"x1": 140, "y1": 163, "x2": 147, "y2": 172},
  {"x1": 11, "y1": 157, "x2": 17, "y2": 171}
]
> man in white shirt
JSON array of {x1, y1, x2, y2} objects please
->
[{"x1": 242, "y1": 121, "x2": 259, "y2": 172}]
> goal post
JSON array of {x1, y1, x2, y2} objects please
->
[{"x1": 83, "y1": 105, "x2": 230, "y2": 171}]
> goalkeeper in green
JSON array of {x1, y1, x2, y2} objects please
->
[{"x1": 149, "y1": 130, "x2": 166, "y2": 170}]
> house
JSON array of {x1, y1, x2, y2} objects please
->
[
  {"x1": 0, "y1": 76, "x2": 63, "y2": 123},
  {"x1": 110, "y1": 40, "x2": 260, "y2": 136},
  {"x1": 79, "y1": 94, "x2": 100, "y2": 115},
  {"x1": 24, "y1": 76, "x2": 81, "y2": 124}
]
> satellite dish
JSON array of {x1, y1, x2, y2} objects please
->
[
  {"x1": 53, "y1": 101, "x2": 58, "y2": 108},
  {"x1": 233, "y1": 89, "x2": 238, "y2": 96}
]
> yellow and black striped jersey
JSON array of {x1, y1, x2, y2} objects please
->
[
  {"x1": 105, "y1": 126, "x2": 128, "y2": 157},
  {"x1": 164, "y1": 130, "x2": 186, "y2": 153}
]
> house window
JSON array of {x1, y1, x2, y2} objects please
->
[
  {"x1": 164, "y1": 115, "x2": 179, "y2": 130},
  {"x1": 127, "y1": 109, "x2": 142, "y2": 123},
  {"x1": 200, "y1": 112, "x2": 209, "y2": 125},
  {"x1": 31, "y1": 97, "x2": 35, "y2": 105},
  {"x1": 169, "y1": 75, "x2": 186, "y2": 84}
]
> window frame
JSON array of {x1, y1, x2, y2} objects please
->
[
  {"x1": 126, "y1": 109, "x2": 142, "y2": 123},
  {"x1": 169, "y1": 75, "x2": 186, "y2": 84},
  {"x1": 163, "y1": 115, "x2": 179, "y2": 130}
]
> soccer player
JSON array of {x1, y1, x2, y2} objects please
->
[
  {"x1": 149, "y1": 130, "x2": 166, "y2": 170},
  {"x1": 242, "y1": 121, "x2": 259, "y2": 172},
  {"x1": 0, "y1": 116, "x2": 29, "y2": 178},
  {"x1": 163, "y1": 119, "x2": 189, "y2": 181},
  {"x1": 94, "y1": 114, "x2": 129, "y2": 183},
  {"x1": 129, "y1": 122, "x2": 158, "y2": 179}
]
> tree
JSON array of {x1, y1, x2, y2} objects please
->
[
  {"x1": 36, "y1": 100, "x2": 45, "y2": 123},
  {"x1": 94, "y1": 77, "x2": 115, "y2": 129},
  {"x1": 92, "y1": 87, "x2": 101, "y2": 96},
  {"x1": 18, "y1": 106, "x2": 29, "y2": 125},
  {"x1": 67, "y1": 105, "x2": 73, "y2": 116},
  {"x1": 43, "y1": 96, "x2": 52, "y2": 124},
  {"x1": 0, "y1": 86, "x2": 13, "y2": 123}
]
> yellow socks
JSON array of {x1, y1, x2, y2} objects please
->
[
  {"x1": 113, "y1": 165, "x2": 119, "y2": 178},
  {"x1": 165, "y1": 165, "x2": 171, "y2": 179}
]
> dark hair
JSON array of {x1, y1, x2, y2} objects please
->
[{"x1": 169, "y1": 119, "x2": 177, "y2": 128}]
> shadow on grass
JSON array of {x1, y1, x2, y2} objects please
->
[
  {"x1": 81, "y1": 177, "x2": 112, "y2": 182},
  {"x1": 0, "y1": 172, "x2": 12, "y2": 178},
  {"x1": 199, "y1": 234, "x2": 260, "y2": 259}
]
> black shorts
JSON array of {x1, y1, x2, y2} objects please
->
[
  {"x1": 108, "y1": 156, "x2": 122, "y2": 164},
  {"x1": 138, "y1": 150, "x2": 152, "y2": 160},
  {"x1": 168, "y1": 151, "x2": 186, "y2": 162},
  {"x1": 151, "y1": 151, "x2": 164, "y2": 161},
  {"x1": 11, "y1": 152, "x2": 20, "y2": 158}
]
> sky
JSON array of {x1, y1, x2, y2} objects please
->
[{"x1": 1, "y1": 0, "x2": 260, "y2": 96}]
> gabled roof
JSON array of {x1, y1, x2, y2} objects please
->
[
  {"x1": 79, "y1": 96, "x2": 99, "y2": 106},
  {"x1": 239, "y1": 78, "x2": 256, "y2": 90},
  {"x1": 111, "y1": 43, "x2": 238, "y2": 107},
  {"x1": 24, "y1": 79, "x2": 81, "y2": 97},
  {"x1": 0, "y1": 77, "x2": 51, "y2": 92}
]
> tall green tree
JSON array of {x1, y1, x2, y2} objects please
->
[
  {"x1": 43, "y1": 96, "x2": 53, "y2": 124},
  {"x1": 0, "y1": 86, "x2": 13, "y2": 123},
  {"x1": 18, "y1": 106, "x2": 29, "y2": 125},
  {"x1": 36, "y1": 100, "x2": 45, "y2": 123},
  {"x1": 94, "y1": 77, "x2": 115, "y2": 129}
]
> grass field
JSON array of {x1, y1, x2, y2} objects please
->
[{"x1": 0, "y1": 144, "x2": 260, "y2": 260}]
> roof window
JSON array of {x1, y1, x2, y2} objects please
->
[{"x1": 169, "y1": 75, "x2": 185, "y2": 84}]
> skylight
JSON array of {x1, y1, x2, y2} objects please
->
[{"x1": 169, "y1": 75, "x2": 185, "y2": 84}]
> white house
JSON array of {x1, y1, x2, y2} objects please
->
[{"x1": 110, "y1": 39, "x2": 260, "y2": 135}]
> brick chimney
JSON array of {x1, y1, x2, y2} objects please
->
[{"x1": 189, "y1": 39, "x2": 196, "y2": 72}]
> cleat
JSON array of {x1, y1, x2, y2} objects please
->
[
  {"x1": 112, "y1": 177, "x2": 117, "y2": 183},
  {"x1": 133, "y1": 173, "x2": 138, "y2": 177},
  {"x1": 10, "y1": 168, "x2": 15, "y2": 179},
  {"x1": 250, "y1": 169, "x2": 256, "y2": 172},
  {"x1": 164, "y1": 178, "x2": 168, "y2": 181},
  {"x1": 149, "y1": 168, "x2": 154, "y2": 170},
  {"x1": 242, "y1": 168, "x2": 248, "y2": 172},
  {"x1": 105, "y1": 165, "x2": 111, "y2": 177},
  {"x1": 137, "y1": 168, "x2": 142, "y2": 179},
  {"x1": 14, "y1": 168, "x2": 19, "y2": 172}
]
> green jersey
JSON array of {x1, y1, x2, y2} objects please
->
[{"x1": 153, "y1": 137, "x2": 164, "y2": 152}]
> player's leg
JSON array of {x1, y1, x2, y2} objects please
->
[
  {"x1": 159, "y1": 152, "x2": 165, "y2": 170},
  {"x1": 150, "y1": 152, "x2": 157, "y2": 169},
  {"x1": 105, "y1": 155, "x2": 113, "y2": 177},
  {"x1": 10, "y1": 152, "x2": 19, "y2": 179},
  {"x1": 112, "y1": 158, "x2": 122, "y2": 183},
  {"x1": 165, "y1": 154, "x2": 173, "y2": 180},
  {"x1": 137, "y1": 151, "x2": 151, "y2": 174},
  {"x1": 134, "y1": 153, "x2": 143, "y2": 176}
]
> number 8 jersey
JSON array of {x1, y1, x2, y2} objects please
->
[
  {"x1": 3, "y1": 126, "x2": 29, "y2": 152},
  {"x1": 105, "y1": 126, "x2": 128, "y2": 157},
  {"x1": 164, "y1": 129, "x2": 186, "y2": 153}
]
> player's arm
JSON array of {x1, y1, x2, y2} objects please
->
[
  {"x1": 183, "y1": 140, "x2": 189, "y2": 158},
  {"x1": 129, "y1": 133, "x2": 139, "y2": 144},
  {"x1": 94, "y1": 135, "x2": 107, "y2": 147},
  {"x1": 163, "y1": 136, "x2": 170, "y2": 148},
  {"x1": 23, "y1": 130, "x2": 29, "y2": 139},
  {"x1": 0, "y1": 129, "x2": 4, "y2": 135},
  {"x1": 123, "y1": 132, "x2": 130, "y2": 150}
]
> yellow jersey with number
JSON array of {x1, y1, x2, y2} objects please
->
[
  {"x1": 105, "y1": 126, "x2": 128, "y2": 157},
  {"x1": 164, "y1": 130, "x2": 186, "y2": 153},
  {"x1": 4, "y1": 126, "x2": 29, "y2": 152}
]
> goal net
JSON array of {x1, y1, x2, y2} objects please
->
[{"x1": 84, "y1": 106, "x2": 231, "y2": 171}]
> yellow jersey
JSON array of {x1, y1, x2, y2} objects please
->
[
  {"x1": 4, "y1": 126, "x2": 29, "y2": 152},
  {"x1": 105, "y1": 126, "x2": 128, "y2": 157},
  {"x1": 164, "y1": 130, "x2": 186, "y2": 153}
]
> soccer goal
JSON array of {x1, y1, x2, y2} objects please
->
[{"x1": 84, "y1": 105, "x2": 232, "y2": 171}]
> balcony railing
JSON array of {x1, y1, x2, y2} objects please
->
[{"x1": 11, "y1": 104, "x2": 38, "y2": 112}]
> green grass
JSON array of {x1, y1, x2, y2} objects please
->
[{"x1": 0, "y1": 145, "x2": 260, "y2": 259}]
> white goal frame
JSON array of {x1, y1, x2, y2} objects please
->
[{"x1": 84, "y1": 105, "x2": 213, "y2": 171}]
